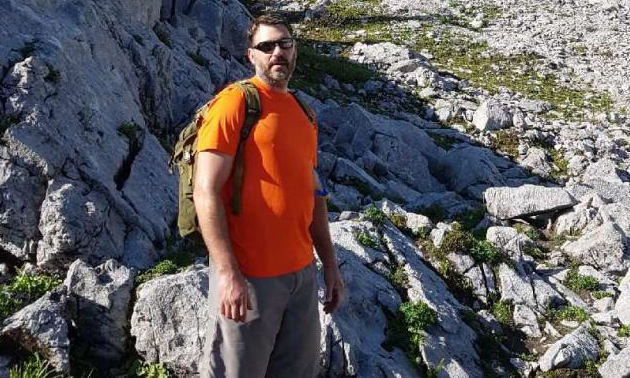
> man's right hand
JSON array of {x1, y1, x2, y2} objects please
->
[{"x1": 217, "y1": 268, "x2": 253, "y2": 323}]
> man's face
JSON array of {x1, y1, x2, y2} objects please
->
[{"x1": 248, "y1": 24, "x2": 297, "y2": 88}]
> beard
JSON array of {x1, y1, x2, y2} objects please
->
[{"x1": 256, "y1": 53, "x2": 296, "y2": 86}]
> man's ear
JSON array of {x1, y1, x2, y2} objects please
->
[{"x1": 246, "y1": 48, "x2": 254, "y2": 64}]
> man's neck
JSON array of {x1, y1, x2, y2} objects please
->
[{"x1": 256, "y1": 75, "x2": 289, "y2": 93}]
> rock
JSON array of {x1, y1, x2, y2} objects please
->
[
  {"x1": 406, "y1": 191, "x2": 476, "y2": 220},
  {"x1": 329, "y1": 183, "x2": 364, "y2": 211},
  {"x1": 513, "y1": 304, "x2": 542, "y2": 338},
  {"x1": 599, "y1": 345, "x2": 630, "y2": 378},
  {"x1": 64, "y1": 259, "x2": 134, "y2": 368},
  {"x1": 485, "y1": 185, "x2": 577, "y2": 220},
  {"x1": 132, "y1": 267, "x2": 209, "y2": 376},
  {"x1": 583, "y1": 159, "x2": 630, "y2": 183},
  {"x1": 538, "y1": 325, "x2": 599, "y2": 372},
  {"x1": 544, "y1": 321, "x2": 562, "y2": 338},
  {"x1": 431, "y1": 222, "x2": 453, "y2": 247},
  {"x1": 373, "y1": 199, "x2": 433, "y2": 233},
  {"x1": 554, "y1": 196, "x2": 600, "y2": 236},
  {"x1": 510, "y1": 357, "x2": 538, "y2": 378},
  {"x1": 520, "y1": 147, "x2": 553, "y2": 178},
  {"x1": 615, "y1": 269, "x2": 630, "y2": 326},
  {"x1": 441, "y1": 146, "x2": 506, "y2": 199},
  {"x1": 563, "y1": 222, "x2": 629, "y2": 275},
  {"x1": 486, "y1": 226, "x2": 535, "y2": 264},
  {"x1": 472, "y1": 101, "x2": 512, "y2": 131},
  {"x1": 592, "y1": 310, "x2": 617, "y2": 326},
  {"x1": 1, "y1": 288, "x2": 69, "y2": 373},
  {"x1": 594, "y1": 297, "x2": 616, "y2": 313},
  {"x1": 332, "y1": 158, "x2": 386, "y2": 198}
]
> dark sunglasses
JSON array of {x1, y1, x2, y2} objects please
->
[{"x1": 253, "y1": 38, "x2": 294, "y2": 53}]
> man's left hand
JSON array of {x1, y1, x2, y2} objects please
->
[{"x1": 323, "y1": 263, "x2": 344, "y2": 313}]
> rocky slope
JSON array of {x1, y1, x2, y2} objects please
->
[{"x1": 2, "y1": 0, "x2": 630, "y2": 377}]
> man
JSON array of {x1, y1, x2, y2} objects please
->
[{"x1": 194, "y1": 14, "x2": 344, "y2": 378}]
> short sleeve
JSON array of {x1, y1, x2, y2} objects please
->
[{"x1": 196, "y1": 85, "x2": 246, "y2": 156}]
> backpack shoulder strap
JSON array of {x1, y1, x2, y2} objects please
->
[
  {"x1": 230, "y1": 80, "x2": 262, "y2": 215},
  {"x1": 289, "y1": 89, "x2": 316, "y2": 125}
]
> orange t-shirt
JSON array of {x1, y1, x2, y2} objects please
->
[{"x1": 196, "y1": 76, "x2": 318, "y2": 277}]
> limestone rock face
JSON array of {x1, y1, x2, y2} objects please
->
[
  {"x1": 0, "y1": 0, "x2": 251, "y2": 271},
  {"x1": 473, "y1": 101, "x2": 512, "y2": 131},
  {"x1": 64, "y1": 259, "x2": 134, "y2": 368},
  {"x1": 563, "y1": 222, "x2": 630, "y2": 275},
  {"x1": 485, "y1": 185, "x2": 578, "y2": 219},
  {"x1": 1, "y1": 288, "x2": 70, "y2": 374},
  {"x1": 538, "y1": 325, "x2": 599, "y2": 372},
  {"x1": 132, "y1": 267, "x2": 210, "y2": 377}
]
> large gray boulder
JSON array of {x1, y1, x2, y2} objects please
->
[
  {"x1": 538, "y1": 325, "x2": 599, "y2": 372},
  {"x1": 132, "y1": 266, "x2": 210, "y2": 377},
  {"x1": 599, "y1": 345, "x2": 630, "y2": 378},
  {"x1": 441, "y1": 146, "x2": 506, "y2": 199},
  {"x1": 1, "y1": 288, "x2": 70, "y2": 373},
  {"x1": 563, "y1": 222, "x2": 630, "y2": 275},
  {"x1": 485, "y1": 185, "x2": 578, "y2": 220},
  {"x1": 64, "y1": 259, "x2": 134, "y2": 368},
  {"x1": 472, "y1": 101, "x2": 512, "y2": 131}
]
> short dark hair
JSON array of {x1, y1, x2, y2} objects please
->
[{"x1": 247, "y1": 14, "x2": 293, "y2": 47}]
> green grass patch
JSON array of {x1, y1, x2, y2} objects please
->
[
  {"x1": 592, "y1": 291, "x2": 613, "y2": 300},
  {"x1": 490, "y1": 129, "x2": 520, "y2": 160},
  {"x1": 293, "y1": 42, "x2": 377, "y2": 93},
  {"x1": 524, "y1": 245, "x2": 548, "y2": 261},
  {"x1": 364, "y1": 205, "x2": 387, "y2": 227},
  {"x1": 387, "y1": 211, "x2": 408, "y2": 230},
  {"x1": 469, "y1": 240, "x2": 502, "y2": 264},
  {"x1": 492, "y1": 300, "x2": 513, "y2": 327},
  {"x1": 618, "y1": 325, "x2": 630, "y2": 337},
  {"x1": 549, "y1": 148, "x2": 570, "y2": 179},
  {"x1": 386, "y1": 265, "x2": 409, "y2": 294},
  {"x1": 135, "y1": 249, "x2": 196, "y2": 285},
  {"x1": 353, "y1": 229, "x2": 379, "y2": 248},
  {"x1": 428, "y1": 132, "x2": 460, "y2": 151},
  {"x1": 0, "y1": 268, "x2": 62, "y2": 322},
  {"x1": 548, "y1": 306, "x2": 590, "y2": 322},
  {"x1": 564, "y1": 268, "x2": 599, "y2": 293},
  {"x1": 131, "y1": 360, "x2": 171, "y2": 378},
  {"x1": 514, "y1": 223, "x2": 542, "y2": 241},
  {"x1": 9, "y1": 353, "x2": 63, "y2": 378},
  {"x1": 385, "y1": 300, "x2": 438, "y2": 367}
]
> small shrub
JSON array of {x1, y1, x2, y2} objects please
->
[
  {"x1": 428, "y1": 132, "x2": 459, "y2": 151},
  {"x1": 155, "y1": 29, "x2": 172, "y2": 48},
  {"x1": 564, "y1": 268, "x2": 599, "y2": 293},
  {"x1": 413, "y1": 227, "x2": 430, "y2": 240},
  {"x1": 514, "y1": 223, "x2": 541, "y2": 241},
  {"x1": 592, "y1": 291, "x2": 613, "y2": 300},
  {"x1": 1, "y1": 113, "x2": 20, "y2": 134},
  {"x1": 388, "y1": 211, "x2": 408, "y2": 230},
  {"x1": 549, "y1": 148, "x2": 569, "y2": 179},
  {"x1": 439, "y1": 228, "x2": 474, "y2": 255},
  {"x1": 187, "y1": 49, "x2": 208, "y2": 67},
  {"x1": 491, "y1": 130, "x2": 519, "y2": 160},
  {"x1": 524, "y1": 246, "x2": 548, "y2": 260},
  {"x1": 469, "y1": 240, "x2": 503, "y2": 264},
  {"x1": 9, "y1": 353, "x2": 62, "y2": 378},
  {"x1": 44, "y1": 64, "x2": 60, "y2": 84},
  {"x1": 8, "y1": 269, "x2": 62, "y2": 297},
  {"x1": 400, "y1": 301, "x2": 438, "y2": 345},
  {"x1": 619, "y1": 325, "x2": 630, "y2": 337},
  {"x1": 492, "y1": 300, "x2": 513, "y2": 327},
  {"x1": 386, "y1": 265, "x2": 409, "y2": 293},
  {"x1": 118, "y1": 122, "x2": 139, "y2": 143},
  {"x1": 552, "y1": 306, "x2": 590, "y2": 322},
  {"x1": 19, "y1": 40, "x2": 37, "y2": 59},
  {"x1": 364, "y1": 206, "x2": 387, "y2": 227},
  {"x1": 136, "y1": 250, "x2": 195, "y2": 285},
  {"x1": 132, "y1": 360, "x2": 170, "y2": 378},
  {"x1": 353, "y1": 229, "x2": 378, "y2": 249}
]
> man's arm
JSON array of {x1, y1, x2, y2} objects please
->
[
  {"x1": 310, "y1": 193, "x2": 344, "y2": 313},
  {"x1": 194, "y1": 150, "x2": 251, "y2": 322}
]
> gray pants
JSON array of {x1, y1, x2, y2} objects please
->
[{"x1": 200, "y1": 262, "x2": 320, "y2": 378}]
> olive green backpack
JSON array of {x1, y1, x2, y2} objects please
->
[{"x1": 169, "y1": 80, "x2": 315, "y2": 238}]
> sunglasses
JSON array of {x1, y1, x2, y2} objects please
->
[{"x1": 252, "y1": 38, "x2": 294, "y2": 53}]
